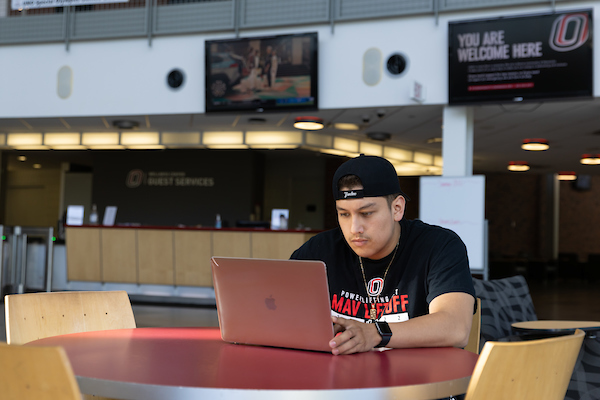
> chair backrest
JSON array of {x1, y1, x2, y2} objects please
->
[
  {"x1": 464, "y1": 297, "x2": 481, "y2": 354},
  {"x1": 0, "y1": 344, "x2": 82, "y2": 400},
  {"x1": 472, "y1": 275, "x2": 537, "y2": 350},
  {"x1": 464, "y1": 329, "x2": 585, "y2": 400},
  {"x1": 5, "y1": 290, "x2": 136, "y2": 345}
]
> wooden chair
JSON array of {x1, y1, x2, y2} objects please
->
[
  {"x1": 4, "y1": 290, "x2": 136, "y2": 345},
  {"x1": 464, "y1": 297, "x2": 481, "y2": 354},
  {"x1": 4, "y1": 291, "x2": 136, "y2": 400},
  {"x1": 0, "y1": 344, "x2": 81, "y2": 400},
  {"x1": 464, "y1": 329, "x2": 585, "y2": 400}
]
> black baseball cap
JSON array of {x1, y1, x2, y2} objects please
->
[{"x1": 332, "y1": 154, "x2": 410, "y2": 200}]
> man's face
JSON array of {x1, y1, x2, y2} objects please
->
[{"x1": 335, "y1": 187, "x2": 404, "y2": 260}]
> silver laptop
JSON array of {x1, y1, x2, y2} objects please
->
[{"x1": 211, "y1": 256, "x2": 334, "y2": 352}]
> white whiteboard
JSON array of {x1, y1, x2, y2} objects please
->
[{"x1": 419, "y1": 176, "x2": 486, "y2": 272}]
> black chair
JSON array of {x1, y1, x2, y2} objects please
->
[
  {"x1": 565, "y1": 331, "x2": 600, "y2": 400},
  {"x1": 472, "y1": 275, "x2": 538, "y2": 352}
]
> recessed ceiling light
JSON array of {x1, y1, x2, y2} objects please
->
[
  {"x1": 293, "y1": 116, "x2": 324, "y2": 131},
  {"x1": 558, "y1": 171, "x2": 577, "y2": 181},
  {"x1": 580, "y1": 154, "x2": 600, "y2": 165},
  {"x1": 522, "y1": 138, "x2": 549, "y2": 151},
  {"x1": 18, "y1": 156, "x2": 27, "y2": 162},
  {"x1": 33, "y1": 163, "x2": 42, "y2": 169},
  {"x1": 507, "y1": 161, "x2": 529, "y2": 172}
]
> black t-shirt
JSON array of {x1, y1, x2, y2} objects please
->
[{"x1": 290, "y1": 218, "x2": 476, "y2": 322}]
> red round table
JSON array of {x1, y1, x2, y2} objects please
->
[{"x1": 27, "y1": 327, "x2": 479, "y2": 400}]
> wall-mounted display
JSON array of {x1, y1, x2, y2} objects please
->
[
  {"x1": 205, "y1": 32, "x2": 318, "y2": 113},
  {"x1": 448, "y1": 10, "x2": 593, "y2": 104}
]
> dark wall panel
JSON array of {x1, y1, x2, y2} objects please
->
[{"x1": 91, "y1": 149, "x2": 263, "y2": 227}]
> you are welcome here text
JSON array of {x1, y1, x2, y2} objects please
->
[{"x1": 457, "y1": 30, "x2": 542, "y2": 62}]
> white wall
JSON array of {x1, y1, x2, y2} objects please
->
[{"x1": 0, "y1": 2, "x2": 597, "y2": 119}]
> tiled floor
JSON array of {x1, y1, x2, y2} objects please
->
[
  {"x1": 528, "y1": 279, "x2": 600, "y2": 321},
  {"x1": 1, "y1": 278, "x2": 599, "y2": 343}
]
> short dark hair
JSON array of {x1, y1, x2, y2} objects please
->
[
  {"x1": 338, "y1": 174, "x2": 402, "y2": 206},
  {"x1": 337, "y1": 174, "x2": 362, "y2": 190}
]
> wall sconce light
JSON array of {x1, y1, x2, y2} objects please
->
[
  {"x1": 44, "y1": 133, "x2": 85, "y2": 149},
  {"x1": 121, "y1": 132, "x2": 160, "y2": 146},
  {"x1": 384, "y1": 146, "x2": 412, "y2": 162},
  {"x1": 202, "y1": 131, "x2": 247, "y2": 148},
  {"x1": 507, "y1": 161, "x2": 530, "y2": 172},
  {"x1": 333, "y1": 123, "x2": 360, "y2": 131},
  {"x1": 580, "y1": 154, "x2": 600, "y2": 165},
  {"x1": 245, "y1": 131, "x2": 303, "y2": 149},
  {"x1": 333, "y1": 137, "x2": 359, "y2": 153},
  {"x1": 293, "y1": 116, "x2": 324, "y2": 131},
  {"x1": 359, "y1": 141, "x2": 383, "y2": 156},
  {"x1": 557, "y1": 171, "x2": 577, "y2": 181},
  {"x1": 521, "y1": 138, "x2": 549, "y2": 151},
  {"x1": 7, "y1": 133, "x2": 44, "y2": 147},
  {"x1": 82, "y1": 132, "x2": 123, "y2": 149}
]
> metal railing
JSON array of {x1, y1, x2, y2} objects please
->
[{"x1": 0, "y1": 0, "x2": 584, "y2": 47}]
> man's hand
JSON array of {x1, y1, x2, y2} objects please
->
[{"x1": 329, "y1": 316, "x2": 381, "y2": 355}]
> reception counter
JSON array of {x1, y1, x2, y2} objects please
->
[{"x1": 65, "y1": 226, "x2": 316, "y2": 287}]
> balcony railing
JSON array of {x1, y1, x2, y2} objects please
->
[{"x1": 0, "y1": 0, "x2": 586, "y2": 46}]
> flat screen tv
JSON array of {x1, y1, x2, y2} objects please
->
[
  {"x1": 205, "y1": 32, "x2": 318, "y2": 113},
  {"x1": 448, "y1": 10, "x2": 593, "y2": 105}
]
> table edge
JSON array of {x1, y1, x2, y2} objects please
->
[{"x1": 79, "y1": 375, "x2": 472, "y2": 400}]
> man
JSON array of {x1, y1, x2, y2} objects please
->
[
  {"x1": 261, "y1": 46, "x2": 273, "y2": 88},
  {"x1": 291, "y1": 155, "x2": 476, "y2": 355}
]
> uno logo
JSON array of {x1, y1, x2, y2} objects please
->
[
  {"x1": 549, "y1": 13, "x2": 589, "y2": 52},
  {"x1": 367, "y1": 278, "x2": 384, "y2": 296},
  {"x1": 126, "y1": 169, "x2": 144, "y2": 188}
]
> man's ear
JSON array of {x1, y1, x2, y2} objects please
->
[{"x1": 391, "y1": 195, "x2": 406, "y2": 222}]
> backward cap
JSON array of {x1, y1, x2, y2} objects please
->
[{"x1": 332, "y1": 155, "x2": 409, "y2": 200}]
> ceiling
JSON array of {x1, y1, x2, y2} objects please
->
[{"x1": 3, "y1": 97, "x2": 600, "y2": 175}]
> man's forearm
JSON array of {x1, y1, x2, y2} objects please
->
[
  {"x1": 386, "y1": 311, "x2": 471, "y2": 349},
  {"x1": 385, "y1": 292, "x2": 474, "y2": 349}
]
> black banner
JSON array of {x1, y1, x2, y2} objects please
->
[{"x1": 448, "y1": 10, "x2": 593, "y2": 104}]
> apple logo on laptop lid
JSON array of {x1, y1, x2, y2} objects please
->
[{"x1": 265, "y1": 295, "x2": 277, "y2": 311}]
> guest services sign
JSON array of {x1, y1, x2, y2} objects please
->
[{"x1": 448, "y1": 10, "x2": 593, "y2": 104}]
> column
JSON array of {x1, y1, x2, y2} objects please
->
[{"x1": 442, "y1": 106, "x2": 474, "y2": 177}]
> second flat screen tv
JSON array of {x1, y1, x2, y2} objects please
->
[{"x1": 205, "y1": 32, "x2": 318, "y2": 113}]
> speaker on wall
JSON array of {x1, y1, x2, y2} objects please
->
[
  {"x1": 362, "y1": 48, "x2": 382, "y2": 86},
  {"x1": 167, "y1": 69, "x2": 185, "y2": 89},
  {"x1": 57, "y1": 66, "x2": 73, "y2": 99},
  {"x1": 386, "y1": 53, "x2": 408, "y2": 76}
]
